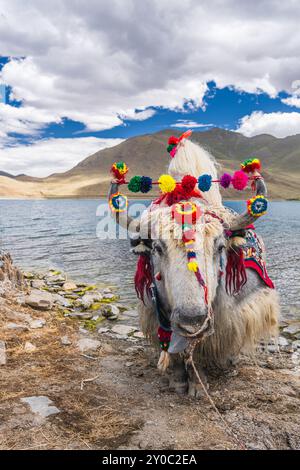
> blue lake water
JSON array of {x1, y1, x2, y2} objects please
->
[{"x1": 0, "y1": 199, "x2": 299, "y2": 319}]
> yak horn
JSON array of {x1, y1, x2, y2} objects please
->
[
  {"x1": 229, "y1": 176, "x2": 267, "y2": 231},
  {"x1": 108, "y1": 182, "x2": 140, "y2": 234}
]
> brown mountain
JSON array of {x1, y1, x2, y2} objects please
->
[{"x1": 1, "y1": 128, "x2": 299, "y2": 199}]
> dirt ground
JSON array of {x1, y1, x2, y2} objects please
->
[{"x1": 1, "y1": 296, "x2": 300, "y2": 451}]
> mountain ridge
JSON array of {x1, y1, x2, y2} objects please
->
[{"x1": 1, "y1": 128, "x2": 299, "y2": 199}]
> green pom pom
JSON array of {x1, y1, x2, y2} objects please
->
[
  {"x1": 167, "y1": 144, "x2": 176, "y2": 153},
  {"x1": 128, "y1": 175, "x2": 142, "y2": 193}
]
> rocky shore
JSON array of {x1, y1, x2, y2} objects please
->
[{"x1": 1, "y1": 252, "x2": 300, "y2": 450}]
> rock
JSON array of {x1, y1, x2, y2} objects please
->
[
  {"x1": 101, "y1": 343, "x2": 114, "y2": 354},
  {"x1": 111, "y1": 325, "x2": 138, "y2": 337},
  {"x1": 6, "y1": 322, "x2": 28, "y2": 331},
  {"x1": 77, "y1": 338, "x2": 101, "y2": 352},
  {"x1": 23, "y1": 272, "x2": 34, "y2": 279},
  {"x1": 292, "y1": 340, "x2": 300, "y2": 350},
  {"x1": 46, "y1": 275, "x2": 65, "y2": 285},
  {"x1": 123, "y1": 309, "x2": 138, "y2": 318},
  {"x1": 60, "y1": 336, "x2": 72, "y2": 346},
  {"x1": 29, "y1": 318, "x2": 46, "y2": 329},
  {"x1": 282, "y1": 323, "x2": 300, "y2": 339},
  {"x1": 31, "y1": 279, "x2": 46, "y2": 289},
  {"x1": 98, "y1": 327, "x2": 110, "y2": 334},
  {"x1": 25, "y1": 290, "x2": 53, "y2": 310},
  {"x1": 278, "y1": 336, "x2": 289, "y2": 347},
  {"x1": 101, "y1": 304, "x2": 120, "y2": 319},
  {"x1": 80, "y1": 294, "x2": 95, "y2": 309},
  {"x1": 63, "y1": 281, "x2": 77, "y2": 291},
  {"x1": 52, "y1": 294, "x2": 72, "y2": 308},
  {"x1": 24, "y1": 342, "x2": 37, "y2": 353},
  {"x1": 0, "y1": 341, "x2": 6, "y2": 365},
  {"x1": 133, "y1": 331, "x2": 144, "y2": 339},
  {"x1": 21, "y1": 396, "x2": 60, "y2": 418},
  {"x1": 102, "y1": 293, "x2": 115, "y2": 300}
]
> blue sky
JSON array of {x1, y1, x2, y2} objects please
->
[{"x1": 1, "y1": 1, "x2": 300, "y2": 176}]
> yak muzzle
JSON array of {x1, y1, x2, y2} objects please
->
[{"x1": 171, "y1": 306, "x2": 208, "y2": 336}]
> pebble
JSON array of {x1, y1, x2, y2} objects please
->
[
  {"x1": 0, "y1": 341, "x2": 6, "y2": 365},
  {"x1": 77, "y1": 338, "x2": 101, "y2": 352},
  {"x1": 111, "y1": 325, "x2": 138, "y2": 337},
  {"x1": 21, "y1": 396, "x2": 60, "y2": 418},
  {"x1": 63, "y1": 281, "x2": 77, "y2": 291},
  {"x1": 29, "y1": 318, "x2": 46, "y2": 329},
  {"x1": 6, "y1": 322, "x2": 28, "y2": 331},
  {"x1": 282, "y1": 323, "x2": 300, "y2": 338},
  {"x1": 102, "y1": 304, "x2": 120, "y2": 319},
  {"x1": 133, "y1": 331, "x2": 144, "y2": 339},
  {"x1": 31, "y1": 279, "x2": 46, "y2": 289},
  {"x1": 98, "y1": 327, "x2": 110, "y2": 334},
  {"x1": 52, "y1": 293, "x2": 72, "y2": 308},
  {"x1": 60, "y1": 336, "x2": 72, "y2": 346},
  {"x1": 24, "y1": 341, "x2": 37, "y2": 353}
]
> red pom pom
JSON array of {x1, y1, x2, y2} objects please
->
[
  {"x1": 168, "y1": 136, "x2": 179, "y2": 145},
  {"x1": 181, "y1": 175, "x2": 197, "y2": 194},
  {"x1": 232, "y1": 170, "x2": 248, "y2": 191}
]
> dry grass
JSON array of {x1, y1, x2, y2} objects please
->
[{"x1": 0, "y1": 295, "x2": 140, "y2": 450}]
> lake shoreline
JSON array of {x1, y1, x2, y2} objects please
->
[{"x1": 1, "y1": 256, "x2": 300, "y2": 450}]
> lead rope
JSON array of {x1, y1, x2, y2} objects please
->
[
  {"x1": 186, "y1": 235, "x2": 247, "y2": 451},
  {"x1": 184, "y1": 339, "x2": 247, "y2": 451}
]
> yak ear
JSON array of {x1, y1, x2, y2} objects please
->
[{"x1": 130, "y1": 237, "x2": 152, "y2": 255}]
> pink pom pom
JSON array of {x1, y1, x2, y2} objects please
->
[{"x1": 232, "y1": 170, "x2": 248, "y2": 191}]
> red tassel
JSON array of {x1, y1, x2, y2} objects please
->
[
  {"x1": 134, "y1": 254, "x2": 152, "y2": 303},
  {"x1": 226, "y1": 247, "x2": 247, "y2": 295}
]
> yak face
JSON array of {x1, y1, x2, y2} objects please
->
[{"x1": 149, "y1": 220, "x2": 226, "y2": 336}]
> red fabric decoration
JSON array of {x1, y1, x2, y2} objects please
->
[
  {"x1": 181, "y1": 175, "x2": 197, "y2": 194},
  {"x1": 232, "y1": 170, "x2": 248, "y2": 191},
  {"x1": 158, "y1": 326, "x2": 172, "y2": 342},
  {"x1": 226, "y1": 246, "x2": 247, "y2": 295},
  {"x1": 134, "y1": 254, "x2": 152, "y2": 303}
]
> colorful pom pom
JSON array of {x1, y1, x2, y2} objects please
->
[
  {"x1": 109, "y1": 192, "x2": 128, "y2": 213},
  {"x1": 140, "y1": 176, "x2": 152, "y2": 193},
  {"x1": 169, "y1": 147, "x2": 177, "y2": 158},
  {"x1": 187, "y1": 261, "x2": 198, "y2": 272},
  {"x1": 181, "y1": 175, "x2": 197, "y2": 194},
  {"x1": 241, "y1": 158, "x2": 261, "y2": 174},
  {"x1": 247, "y1": 195, "x2": 268, "y2": 217},
  {"x1": 128, "y1": 175, "x2": 142, "y2": 193},
  {"x1": 198, "y1": 174, "x2": 212, "y2": 192},
  {"x1": 111, "y1": 161, "x2": 128, "y2": 181},
  {"x1": 232, "y1": 170, "x2": 248, "y2": 190},
  {"x1": 168, "y1": 136, "x2": 179, "y2": 145},
  {"x1": 158, "y1": 174, "x2": 176, "y2": 193},
  {"x1": 220, "y1": 172, "x2": 232, "y2": 189},
  {"x1": 167, "y1": 143, "x2": 176, "y2": 153}
]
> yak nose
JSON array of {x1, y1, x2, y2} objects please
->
[{"x1": 171, "y1": 306, "x2": 208, "y2": 330}]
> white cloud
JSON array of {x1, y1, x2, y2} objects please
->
[
  {"x1": 0, "y1": 137, "x2": 123, "y2": 177},
  {"x1": 237, "y1": 111, "x2": 300, "y2": 138},
  {"x1": 281, "y1": 96, "x2": 300, "y2": 108},
  {"x1": 119, "y1": 108, "x2": 156, "y2": 121},
  {"x1": 171, "y1": 120, "x2": 214, "y2": 129},
  {"x1": 0, "y1": 0, "x2": 300, "y2": 143}
]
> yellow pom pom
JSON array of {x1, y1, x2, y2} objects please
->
[
  {"x1": 187, "y1": 261, "x2": 198, "y2": 272},
  {"x1": 158, "y1": 174, "x2": 176, "y2": 193}
]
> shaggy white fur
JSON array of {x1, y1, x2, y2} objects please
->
[
  {"x1": 168, "y1": 139, "x2": 222, "y2": 207},
  {"x1": 138, "y1": 139, "x2": 279, "y2": 369}
]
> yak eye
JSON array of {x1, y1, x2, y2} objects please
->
[
  {"x1": 153, "y1": 243, "x2": 163, "y2": 255},
  {"x1": 218, "y1": 244, "x2": 225, "y2": 253}
]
